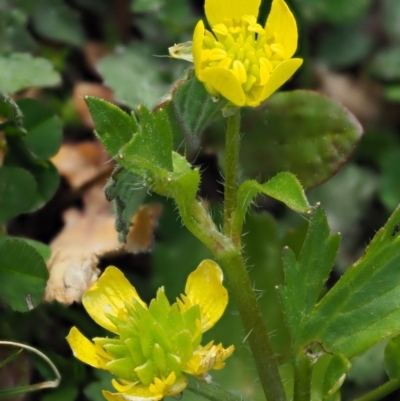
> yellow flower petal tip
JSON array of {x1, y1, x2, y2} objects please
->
[
  {"x1": 182, "y1": 259, "x2": 228, "y2": 332},
  {"x1": 190, "y1": 0, "x2": 302, "y2": 107},
  {"x1": 82, "y1": 265, "x2": 147, "y2": 334},
  {"x1": 68, "y1": 262, "x2": 233, "y2": 401}
]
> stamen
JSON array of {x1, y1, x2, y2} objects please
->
[
  {"x1": 212, "y1": 23, "x2": 228, "y2": 36},
  {"x1": 232, "y1": 60, "x2": 247, "y2": 83},
  {"x1": 209, "y1": 48, "x2": 227, "y2": 61}
]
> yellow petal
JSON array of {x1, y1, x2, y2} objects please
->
[
  {"x1": 266, "y1": 0, "x2": 298, "y2": 58},
  {"x1": 185, "y1": 260, "x2": 228, "y2": 332},
  {"x1": 183, "y1": 343, "x2": 235, "y2": 375},
  {"x1": 66, "y1": 327, "x2": 107, "y2": 369},
  {"x1": 103, "y1": 375, "x2": 187, "y2": 401},
  {"x1": 193, "y1": 20, "x2": 205, "y2": 78},
  {"x1": 83, "y1": 266, "x2": 147, "y2": 334},
  {"x1": 200, "y1": 67, "x2": 246, "y2": 107},
  {"x1": 260, "y1": 58, "x2": 303, "y2": 102},
  {"x1": 103, "y1": 389, "x2": 160, "y2": 401},
  {"x1": 205, "y1": 0, "x2": 261, "y2": 27}
]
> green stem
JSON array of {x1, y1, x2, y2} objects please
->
[
  {"x1": 352, "y1": 379, "x2": 400, "y2": 401},
  {"x1": 217, "y1": 251, "x2": 287, "y2": 401},
  {"x1": 218, "y1": 110, "x2": 286, "y2": 401},
  {"x1": 223, "y1": 111, "x2": 241, "y2": 239},
  {"x1": 292, "y1": 351, "x2": 312, "y2": 401}
]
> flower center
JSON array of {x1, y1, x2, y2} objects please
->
[{"x1": 201, "y1": 15, "x2": 286, "y2": 94}]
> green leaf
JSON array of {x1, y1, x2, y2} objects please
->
[
  {"x1": 383, "y1": 0, "x2": 400, "y2": 43},
  {"x1": 154, "y1": 69, "x2": 228, "y2": 148},
  {"x1": 323, "y1": 354, "x2": 351, "y2": 399},
  {"x1": 131, "y1": 0, "x2": 164, "y2": 12},
  {"x1": 316, "y1": 24, "x2": 374, "y2": 69},
  {"x1": 85, "y1": 96, "x2": 137, "y2": 158},
  {"x1": 239, "y1": 90, "x2": 363, "y2": 188},
  {"x1": 17, "y1": 98, "x2": 62, "y2": 160},
  {"x1": 4, "y1": 134, "x2": 60, "y2": 212},
  {"x1": 302, "y1": 204, "x2": 400, "y2": 358},
  {"x1": 120, "y1": 105, "x2": 173, "y2": 174},
  {"x1": 105, "y1": 166, "x2": 148, "y2": 242},
  {"x1": 31, "y1": 0, "x2": 85, "y2": 47},
  {"x1": 383, "y1": 85, "x2": 400, "y2": 102},
  {"x1": 0, "y1": 53, "x2": 60, "y2": 94},
  {"x1": 0, "y1": 236, "x2": 51, "y2": 261},
  {"x1": 232, "y1": 172, "x2": 310, "y2": 239},
  {"x1": 369, "y1": 47, "x2": 400, "y2": 81},
  {"x1": 0, "y1": 239, "x2": 48, "y2": 312},
  {"x1": 378, "y1": 149, "x2": 400, "y2": 211},
  {"x1": 278, "y1": 205, "x2": 340, "y2": 344},
  {"x1": 385, "y1": 335, "x2": 400, "y2": 379},
  {"x1": 0, "y1": 7, "x2": 37, "y2": 53},
  {"x1": 96, "y1": 45, "x2": 169, "y2": 109},
  {"x1": 293, "y1": 0, "x2": 373, "y2": 24},
  {"x1": 0, "y1": 166, "x2": 37, "y2": 224},
  {"x1": 87, "y1": 96, "x2": 173, "y2": 175}
]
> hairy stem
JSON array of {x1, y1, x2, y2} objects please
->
[
  {"x1": 217, "y1": 250, "x2": 287, "y2": 401},
  {"x1": 292, "y1": 351, "x2": 312, "y2": 401},
  {"x1": 219, "y1": 111, "x2": 287, "y2": 401}
]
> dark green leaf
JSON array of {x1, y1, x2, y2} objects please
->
[
  {"x1": 154, "y1": 69, "x2": 228, "y2": 149},
  {"x1": 31, "y1": 0, "x2": 85, "y2": 47},
  {"x1": 0, "y1": 8, "x2": 37, "y2": 52},
  {"x1": 96, "y1": 45, "x2": 169, "y2": 109},
  {"x1": 0, "y1": 236, "x2": 51, "y2": 261},
  {"x1": 0, "y1": 166, "x2": 36, "y2": 224},
  {"x1": 17, "y1": 98, "x2": 62, "y2": 160},
  {"x1": 369, "y1": 47, "x2": 400, "y2": 81},
  {"x1": 378, "y1": 149, "x2": 400, "y2": 211},
  {"x1": 316, "y1": 24, "x2": 374, "y2": 69},
  {"x1": 293, "y1": 0, "x2": 373, "y2": 24},
  {"x1": 278, "y1": 206, "x2": 340, "y2": 344},
  {"x1": 131, "y1": 0, "x2": 164, "y2": 12},
  {"x1": 0, "y1": 53, "x2": 60, "y2": 94},
  {"x1": 239, "y1": 90, "x2": 363, "y2": 188},
  {"x1": 302, "y1": 205, "x2": 400, "y2": 358},
  {"x1": 383, "y1": 0, "x2": 400, "y2": 43},
  {"x1": 385, "y1": 335, "x2": 400, "y2": 379},
  {"x1": 0, "y1": 239, "x2": 48, "y2": 312},
  {"x1": 4, "y1": 135, "x2": 60, "y2": 212},
  {"x1": 105, "y1": 166, "x2": 147, "y2": 242}
]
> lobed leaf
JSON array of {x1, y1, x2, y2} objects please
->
[
  {"x1": 302, "y1": 204, "x2": 400, "y2": 358},
  {"x1": 278, "y1": 205, "x2": 340, "y2": 344}
]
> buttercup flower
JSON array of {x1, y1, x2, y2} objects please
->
[
  {"x1": 171, "y1": 0, "x2": 302, "y2": 108},
  {"x1": 66, "y1": 260, "x2": 234, "y2": 401}
]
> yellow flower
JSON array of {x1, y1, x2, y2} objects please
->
[
  {"x1": 192, "y1": 0, "x2": 302, "y2": 107},
  {"x1": 66, "y1": 260, "x2": 234, "y2": 401}
]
